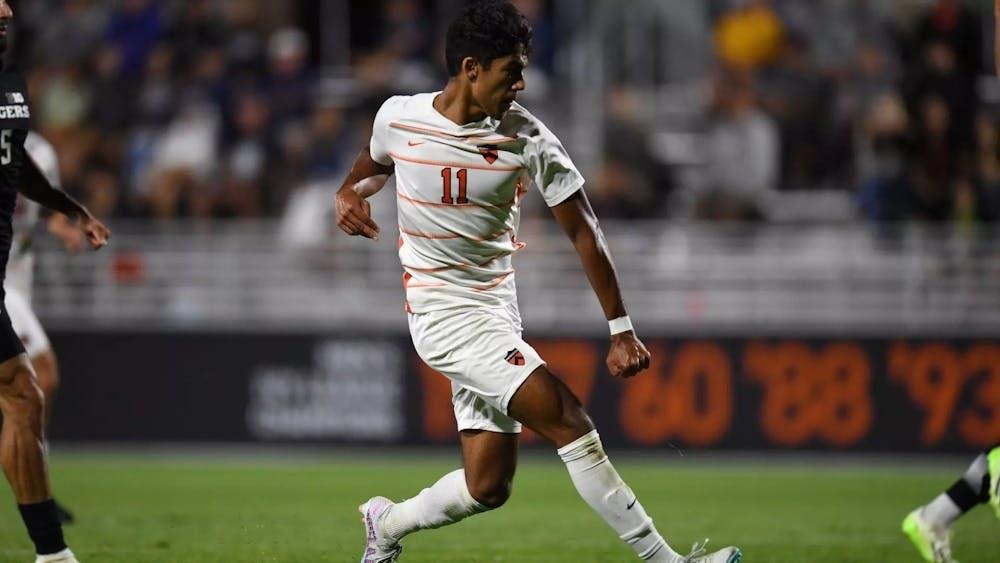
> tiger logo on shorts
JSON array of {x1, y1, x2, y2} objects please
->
[{"x1": 504, "y1": 348, "x2": 525, "y2": 366}]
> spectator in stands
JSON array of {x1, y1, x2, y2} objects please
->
[
  {"x1": 699, "y1": 69, "x2": 779, "y2": 220},
  {"x1": 265, "y1": 27, "x2": 315, "y2": 129},
  {"x1": 103, "y1": 0, "x2": 165, "y2": 77},
  {"x1": 857, "y1": 93, "x2": 915, "y2": 222},
  {"x1": 216, "y1": 92, "x2": 273, "y2": 218},
  {"x1": 973, "y1": 113, "x2": 1000, "y2": 222},
  {"x1": 755, "y1": 32, "x2": 832, "y2": 191},
  {"x1": 910, "y1": 94, "x2": 957, "y2": 221},
  {"x1": 145, "y1": 98, "x2": 220, "y2": 219},
  {"x1": 714, "y1": 0, "x2": 784, "y2": 70},
  {"x1": 904, "y1": 0, "x2": 981, "y2": 157},
  {"x1": 591, "y1": 87, "x2": 670, "y2": 219}
]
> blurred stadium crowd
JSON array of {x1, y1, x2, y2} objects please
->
[{"x1": 7, "y1": 0, "x2": 1000, "y2": 225}]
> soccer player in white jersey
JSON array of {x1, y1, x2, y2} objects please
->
[
  {"x1": 335, "y1": 2, "x2": 741, "y2": 562},
  {"x1": 8, "y1": 132, "x2": 84, "y2": 525}
]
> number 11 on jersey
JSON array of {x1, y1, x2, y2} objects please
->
[{"x1": 441, "y1": 167, "x2": 468, "y2": 204}]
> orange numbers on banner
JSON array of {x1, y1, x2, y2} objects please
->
[
  {"x1": 619, "y1": 342, "x2": 734, "y2": 447},
  {"x1": 745, "y1": 342, "x2": 872, "y2": 447},
  {"x1": 891, "y1": 342, "x2": 1000, "y2": 447}
]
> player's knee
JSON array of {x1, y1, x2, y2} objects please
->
[
  {"x1": 0, "y1": 366, "x2": 44, "y2": 424},
  {"x1": 548, "y1": 402, "x2": 594, "y2": 446},
  {"x1": 468, "y1": 476, "x2": 513, "y2": 509}
]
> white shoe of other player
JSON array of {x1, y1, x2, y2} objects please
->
[
  {"x1": 684, "y1": 540, "x2": 742, "y2": 563},
  {"x1": 34, "y1": 549, "x2": 78, "y2": 563},
  {"x1": 359, "y1": 496, "x2": 403, "y2": 563}
]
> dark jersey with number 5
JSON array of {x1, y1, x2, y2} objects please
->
[{"x1": 0, "y1": 70, "x2": 31, "y2": 283}]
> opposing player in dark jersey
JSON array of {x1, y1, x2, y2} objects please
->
[
  {"x1": 0, "y1": 2, "x2": 110, "y2": 562},
  {"x1": 903, "y1": 445, "x2": 1000, "y2": 562}
]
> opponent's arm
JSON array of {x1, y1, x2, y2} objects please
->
[
  {"x1": 550, "y1": 190, "x2": 651, "y2": 379},
  {"x1": 19, "y1": 153, "x2": 109, "y2": 250},
  {"x1": 335, "y1": 145, "x2": 394, "y2": 240}
]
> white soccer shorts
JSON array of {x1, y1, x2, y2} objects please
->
[
  {"x1": 408, "y1": 303, "x2": 545, "y2": 434},
  {"x1": 5, "y1": 288, "x2": 51, "y2": 359}
]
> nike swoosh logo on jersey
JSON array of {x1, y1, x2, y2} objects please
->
[
  {"x1": 626, "y1": 497, "x2": 637, "y2": 510},
  {"x1": 408, "y1": 140, "x2": 425, "y2": 146}
]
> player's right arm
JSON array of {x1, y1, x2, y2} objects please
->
[
  {"x1": 336, "y1": 97, "x2": 403, "y2": 240},
  {"x1": 335, "y1": 145, "x2": 393, "y2": 240},
  {"x1": 19, "y1": 152, "x2": 109, "y2": 250}
]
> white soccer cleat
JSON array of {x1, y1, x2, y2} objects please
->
[
  {"x1": 902, "y1": 508, "x2": 956, "y2": 563},
  {"x1": 34, "y1": 549, "x2": 79, "y2": 563},
  {"x1": 683, "y1": 539, "x2": 742, "y2": 563},
  {"x1": 359, "y1": 496, "x2": 403, "y2": 563}
]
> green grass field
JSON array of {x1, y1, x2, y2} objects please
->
[{"x1": 0, "y1": 453, "x2": 997, "y2": 562}]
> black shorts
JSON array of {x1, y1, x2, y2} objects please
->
[{"x1": 0, "y1": 294, "x2": 26, "y2": 363}]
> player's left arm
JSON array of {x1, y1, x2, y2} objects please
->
[
  {"x1": 18, "y1": 154, "x2": 109, "y2": 250},
  {"x1": 550, "y1": 190, "x2": 651, "y2": 379}
]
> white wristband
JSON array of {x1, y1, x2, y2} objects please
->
[{"x1": 608, "y1": 316, "x2": 633, "y2": 335}]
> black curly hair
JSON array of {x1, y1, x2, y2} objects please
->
[{"x1": 445, "y1": 0, "x2": 533, "y2": 77}]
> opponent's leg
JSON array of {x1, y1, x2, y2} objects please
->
[
  {"x1": 29, "y1": 349, "x2": 72, "y2": 525},
  {"x1": 903, "y1": 448, "x2": 996, "y2": 563},
  {"x1": 359, "y1": 430, "x2": 514, "y2": 562},
  {"x1": 509, "y1": 367, "x2": 739, "y2": 563},
  {"x1": 30, "y1": 350, "x2": 58, "y2": 431},
  {"x1": 0, "y1": 354, "x2": 75, "y2": 561}
]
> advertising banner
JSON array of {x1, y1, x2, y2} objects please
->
[{"x1": 48, "y1": 332, "x2": 999, "y2": 452}]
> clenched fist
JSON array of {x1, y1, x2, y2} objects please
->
[{"x1": 606, "y1": 331, "x2": 651, "y2": 378}]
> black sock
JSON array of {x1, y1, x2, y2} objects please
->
[{"x1": 17, "y1": 499, "x2": 67, "y2": 555}]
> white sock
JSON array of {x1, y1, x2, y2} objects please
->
[
  {"x1": 558, "y1": 430, "x2": 682, "y2": 562},
  {"x1": 923, "y1": 453, "x2": 989, "y2": 528},
  {"x1": 922, "y1": 494, "x2": 962, "y2": 528},
  {"x1": 382, "y1": 469, "x2": 490, "y2": 541}
]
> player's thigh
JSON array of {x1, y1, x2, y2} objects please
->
[
  {"x1": 507, "y1": 365, "x2": 594, "y2": 447},
  {"x1": 409, "y1": 307, "x2": 544, "y2": 417}
]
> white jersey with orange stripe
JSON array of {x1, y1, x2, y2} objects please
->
[
  {"x1": 6, "y1": 132, "x2": 60, "y2": 300},
  {"x1": 370, "y1": 92, "x2": 584, "y2": 313}
]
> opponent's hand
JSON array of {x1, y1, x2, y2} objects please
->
[
  {"x1": 77, "y1": 213, "x2": 110, "y2": 250},
  {"x1": 335, "y1": 187, "x2": 380, "y2": 240},
  {"x1": 47, "y1": 214, "x2": 85, "y2": 254},
  {"x1": 606, "y1": 331, "x2": 651, "y2": 378}
]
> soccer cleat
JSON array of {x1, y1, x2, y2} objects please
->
[
  {"x1": 988, "y1": 447, "x2": 1000, "y2": 520},
  {"x1": 902, "y1": 508, "x2": 955, "y2": 563},
  {"x1": 359, "y1": 496, "x2": 403, "y2": 563},
  {"x1": 683, "y1": 539, "x2": 742, "y2": 563},
  {"x1": 34, "y1": 549, "x2": 79, "y2": 563}
]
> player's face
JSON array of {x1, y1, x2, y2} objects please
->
[
  {"x1": 0, "y1": 1, "x2": 11, "y2": 54},
  {"x1": 472, "y1": 45, "x2": 527, "y2": 119}
]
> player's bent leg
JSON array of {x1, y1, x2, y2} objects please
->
[
  {"x1": 0, "y1": 356, "x2": 49, "y2": 504},
  {"x1": 359, "y1": 431, "x2": 512, "y2": 562},
  {"x1": 902, "y1": 449, "x2": 996, "y2": 563},
  {"x1": 459, "y1": 429, "x2": 518, "y2": 508},
  {"x1": 0, "y1": 355, "x2": 75, "y2": 561},
  {"x1": 508, "y1": 367, "x2": 742, "y2": 563}
]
